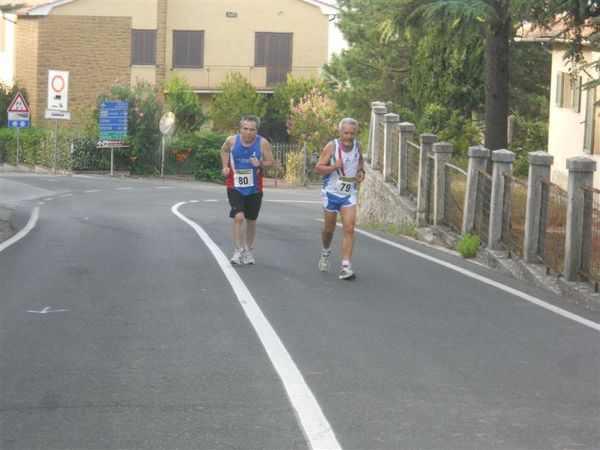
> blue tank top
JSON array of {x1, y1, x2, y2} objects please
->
[{"x1": 227, "y1": 134, "x2": 264, "y2": 195}]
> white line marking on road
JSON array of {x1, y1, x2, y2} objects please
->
[
  {"x1": 189, "y1": 200, "x2": 199, "y2": 203},
  {"x1": 85, "y1": 189, "x2": 101, "y2": 193},
  {"x1": 59, "y1": 193, "x2": 73, "y2": 197},
  {"x1": 27, "y1": 306, "x2": 69, "y2": 314},
  {"x1": 116, "y1": 187, "x2": 134, "y2": 190},
  {"x1": 204, "y1": 199, "x2": 218, "y2": 202},
  {"x1": 45, "y1": 197, "x2": 54, "y2": 201},
  {"x1": 348, "y1": 224, "x2": 600, "y2": 332},
  {"x1": 0, "y1": 206, "x2": 39, "y2": 253},
  {"x1": 156, "y1": 186, "x2": 175, "y2": 189},
  {"x1": 173, "y1": 202, "x2": 341, "y2": 450},
  {"x1": 267, "y1": 200, "x2": 321, "y2": 204}
]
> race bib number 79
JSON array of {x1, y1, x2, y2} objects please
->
[
  {"x1": 234, "y1": 169, "x2": 254, "y2": 188},
  {"x1": 335, "y1": 176, "x2": 355, "y2": 196}
]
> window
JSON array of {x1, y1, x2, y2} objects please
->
[
  {"x1": 255, "y1": 32, "x2": 292, "y2": 85},
  {"x1": 173, "y1": 30, "x2": 204, "y2": 68},
  {"x1": 131, "y1": 30, "x2": 156, "y2": 65},
  {"x1": 555, "y1": 71, "x2": 581, "y2": 112},
  {"x1": 583, "y1": 86, "x2": 599, "y2": 154}
]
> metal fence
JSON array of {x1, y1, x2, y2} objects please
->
[
  {"x1": 502, "y1": 174, "x2": 528, "y2": 258},
  {"x1": 390, "y1": 127, "x2": 399, "y2": 185},
  {"x1": 375, "y1": 121, "x2": 385, "y2": 171},
  {"x1": 426, "y1": 154, "x2": 435, "y2": 225},
  {"x1": 538, "y1": 178, "x2": 568, "y2": 276},
  {"x1": 474, "y1": 169, "x2": 492, "y2": 245},
  {"x1": 581, "y1": 185, "x2": 600, "y2": 291},
  {"x1": 406, "y1": 139, "x2": 420, "y2": 201},
  {"x1": 443, "y1": 163, "x2": 467, "y2": 232}
]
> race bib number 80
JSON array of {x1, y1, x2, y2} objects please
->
[
  {"x1": 234, "y1": 169, "x2": 254, "y2": 188},
  {"x1": 335, "y1": 176, "x2": 355, "y2": 196}
]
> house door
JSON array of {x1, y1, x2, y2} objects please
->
[{"x1": 255, "y1": 33, "x2": 292, "y2": 86}]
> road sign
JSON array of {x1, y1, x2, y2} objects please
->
[
  {"x1": 96, "y1": 140, "x2": 130, "y2": 148},
  {"x1": 7, "y1": 92, "x2": 30, "y2": 113},
  {"x1": 47, "y1": 70, "x2": 69, "y2": 111},
  {"x1": 44, "y1": 109, "x2": 71, "y2": 120},
  {"x1": 99, "y1": 101, "x2": 128, "y2": 141}
]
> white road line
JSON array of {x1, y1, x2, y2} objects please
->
[
  {"x1": 59, "y1": 193, "x2": 73, "y2": 197},
  {"x1": 349, "y1": 224, "x2": 600, "y2": 332},
  {"x1": 85, "y1": 189, "x2": 101, "y2": 193},
  {"x1": 204, "y1": 199, "x2": 219, "y2": 202},
  {"x1": 156, "y1": 186, "x2": 175, "y2": 189},
  {"x1": 172, "y1": 202, "x2": 341, "y2": 450},
  {"x1": 0, "y1": 206, "x2": 39, "y2": 253},
  {"x1": 116, "y1": 187, "x2": 134, "y2": 190}
]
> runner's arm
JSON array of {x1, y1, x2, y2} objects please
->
[
  {"x1": 220, "y1": 136, "x2": 234, "y2": 176},
  {"x1": 260, "y1": 139, "x2": 275, "y2": 168},
  {"x1": 315, "y1": 142, "x2": 341, "y2": 175}
]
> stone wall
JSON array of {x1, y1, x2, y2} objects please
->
[{"x1": 357, "y1": 166, "x2": 416, "y2": 228}]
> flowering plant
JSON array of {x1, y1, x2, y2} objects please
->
[
  {"x1": 171, "y1": 147, "x2": 192, "y2": 162},
  {"x1": 287, "y1": 88, "x2": 337, "y2": 152}
]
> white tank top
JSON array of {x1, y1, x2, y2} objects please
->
[{"x1": 321, "y1": 139, "x2": 360, "y2": 197}]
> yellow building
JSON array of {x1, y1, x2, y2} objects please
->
[{"x1": 0, "y1": 0, "x2": 340, "y2": 125}]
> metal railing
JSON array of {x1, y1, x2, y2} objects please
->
[
  {"x1": 474, "y1": 169, "x2": 492, "y2": 245},
  {"x1": 502, "y1": 173, "x2": 528, "y2": 258},
  {"x1": 406, "y1": 139, "x2": 420, "y2": 201},
  {"x1": 580, "y1": 184, "x2": 600, "y2": 290},
  {"x1": 538, "y1": 178, "x2": 568, "y2": 276},
  {"x1": 443, "y1": 163, "x2": 467, "y2": 232},
  {"x1": 390, "y1": 126, "x2": 399, "y2": 185}
]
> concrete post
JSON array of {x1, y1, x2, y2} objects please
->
[
  {"x1": 488, "y1": 149, "x2": 516, "y2": 250},
  {"x1": 523, "y1": 151, "x2": 554, "y2": 263},
  {"x1": 432, "y1": 142, "x2": 454, "y2": 226},
  {"x1": 564, "y1": 157, "x2": 597, "y2": 280},
  {"x1": 383, "y1": 113, "x2": 400, "y2": 182},
  {"x1": 416, "y1": 133, "x2": 437, "y2": 226},
  {"x1": 462, "y1": 145, "x2": 490, "y2": 234},
  {"x1": 398, "y1": 122, "x2": 415, "y2": 195},
  {"x1": 368, "y1": 102, "x2": 387, "y2": 167}
]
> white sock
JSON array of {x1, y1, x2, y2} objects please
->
[
  {"x1": 342, "y1": 259, "x2": 350, "y2": 267},
  {"x1": 322, "y1": 248, "x2": 330, "y2": 254}
]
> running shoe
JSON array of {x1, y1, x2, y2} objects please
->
[
  {"x1": 339, "y1": 264, "x2": 356, "y2": 280},
  {"x1": 243, "y1": 248, "x2": 255, "y2": 265},
  {"x1": 319, "y1": 250, "x2": 331, "y2": 272},
  {"x1": 230, "y1": 248, "x2": 244, "y2": 265}
]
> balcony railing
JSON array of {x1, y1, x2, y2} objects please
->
[{"x1": 172, "y1": 65, "x2": 321, "y2": 91}]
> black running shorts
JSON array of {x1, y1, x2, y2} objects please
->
[{"x1": 227, "y1": 189, "x2": 263, "y2": 221}]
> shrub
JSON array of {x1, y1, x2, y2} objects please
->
[
  {"x1": 456, "y1": 233, "x2": 480, "y2": 258},
  {"x1": 194, "y1": 148, "x2": 222, "y2": 183}
]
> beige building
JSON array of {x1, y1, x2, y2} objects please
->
[
  {"x1": 0, "y1": 0, "x2": 340, "y2": 125},
  {"x1": 518, "y1": 23, "x2": 599, "y2": 189}
]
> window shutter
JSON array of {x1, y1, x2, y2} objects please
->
[
  {"x1": 255, "y1": 33, "x2": 266, "y2": 66},
  {"x1": 556, "y1": 72, "x2": 564, "y2": 107},
  {"x1": 572, "y1": 76, "x2": 581, "y2": 113},
  {"x1": 583, "y1": 87, "x2": 596, "y2": 153}
]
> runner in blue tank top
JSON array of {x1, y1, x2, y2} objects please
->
[
  {"x1": 315, "y1": 118, "x2": 365, "y2": 280},
  {"x1": 221, "y1": 115, "x2": 274, "y2": 265}
]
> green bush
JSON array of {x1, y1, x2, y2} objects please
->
[
  {"x1": 456, "y1": 233, "x2": 480, "y2": 258},
  {"x1": 194, "y1": 148, "x2": 223, "y2": 183}
]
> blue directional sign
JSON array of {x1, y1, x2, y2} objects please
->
[
  {"x1": 8, "y1": 119, "x2": 30, "y2": 128},
  {"x1": 99, "y1": 101, "x2": 128, "y2": 142}
]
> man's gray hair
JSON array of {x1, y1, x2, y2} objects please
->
[
  {"x1": 240, "y1": 115, "x2": 261, "y2": 129},
  {"x1": 338, "y1": 117, "x2": 358, "y2": 130}
]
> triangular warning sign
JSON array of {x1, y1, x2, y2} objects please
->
[{"x1": 7, "y1": 92, "x2": 30, "y2": 113}]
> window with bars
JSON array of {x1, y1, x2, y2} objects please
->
[
  {"x1": 555, "y1": 71, "x2": 581, "y2": 112},
  {"x1": 173, "y1": 30, "x2": 204, "y2": 68},
  {"x1": 131, "y1": 29, "x2": 156, "y2": 66}
]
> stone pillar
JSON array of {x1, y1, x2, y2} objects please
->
[
  {"x1": 398, "y1": 122, "x2": 415, "y2": 196},
  {"x1": 367, "y1": 101, "x2": 386, "y2": 164},
  {"x1": 432, "y1": 142, "x2": 454, "y2": 226},
  {"x1": 370, "y1": 104, "x2": 388, "y2": 170},
  {"x1": 564, "y1": 157, "x2": 597, "y2": 280},
  {"x1": 488, "y1": 149, "x2": 516, "y2": 250},
  {"x1": 462, "y1": 146, "x2": 490, "y2": 233},
  {"x1": 383, "y1": 113, "x2": 399, "y2": 182},
  {"x1": 523, "y1": 151, "x2": 554, "y2": 263},
  {"x1": 416, "y1": 133, "x2": 437, "y2": 226}
]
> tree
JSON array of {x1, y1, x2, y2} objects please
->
[
  {"x1": 164, "y1": 74, "x2": 205, "y2": 132},
  {"x1": 208, "y1": 73, "x2": 267, "y2": 133},
  {"x1": 287, "y1": 87, "x2": 338, "y2": 152}
]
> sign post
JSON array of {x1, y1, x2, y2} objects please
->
[
  {"x1": 45, "y1": 70, "x2": 70, "y2": 174},
  {"x1": 97, "y1": 101, "x2": 129, "y2": 175},
  {"x1": 7, "y1": 92, "x2": 31, "y2": 171},
  {"x1": 159, "y1": 112, "x2": 176, "y2": 178}
]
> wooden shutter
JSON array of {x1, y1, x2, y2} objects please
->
[
  {"x1": 583, "y1": 87, "x2": 596, "y2": 153},
  {"x1": 173, "y1": 31, "x2": 203, "y2": 68},
  {"x1": 555, "y1": 72, "x2": 564, "y2": 107},
  {"x1": 572, "y1": 76, "x2": 581, "y2": 113}
]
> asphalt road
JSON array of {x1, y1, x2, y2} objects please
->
[{"x1": 1, "y1": 173, "x2": 599, "y2": 450}]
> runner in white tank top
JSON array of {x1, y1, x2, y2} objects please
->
[{"x1": 315, "y1": 118, "x2": 365, "y2": 280}]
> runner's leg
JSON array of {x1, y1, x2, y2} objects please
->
[{"x1": 339, "y1": 205, "x2": 357, "y2": 261}]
